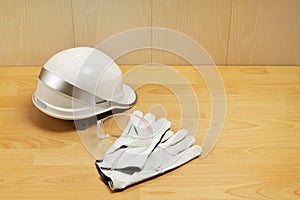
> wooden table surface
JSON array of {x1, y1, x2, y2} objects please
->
[{"x1": 0, "y1": 66, "x2": 299, "y2": 200}]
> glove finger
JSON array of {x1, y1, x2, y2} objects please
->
[
  {"x1": 128, "y1": 112, "x2": 154, "y2": 138},
  {"x1": 130, "y1": 110, "x2": 143, "y2": 126},
  {"x1": 126, "y1": 111, "x2": 144, "y2": 137},
  {"x1": 133, "y1": 113, "x2": 156, "y2": 138},
  {"x1": 161, "y1": 145, "x2": 202, "y2": 172},
  {"x1": 166, "y1": 135, "x2": 195, "y2": 156},
  {"x1": 125, "y1": 111, "x2": 153, "y2": 141},
  {"x1": 143, "y1": 112, "x2": 156, "y2": 125},
  {"x1": 161, "y1": 131, "x2": 174, "y2": 143},
  {"x1": 160, "y1": 129, "x2": 188, "y2": 148},
  {"x1": 132, "y1": 110, "x2": 143, "y2": 117},
  {"x1": 120, "y1": 110, "x2": 143, "y2": 138},
  {"x1": 106, "y1": 136, "x2": 136, "y2": 154},
  {"x1": 152, "y1": 118, "x2": 171, "y2": 136},
  {"x1": 107, "y1": 121, "x2": 143, "y2": 153},
  {"x1": 102, "y1": 111, "x2": 143, "y2": 153}
]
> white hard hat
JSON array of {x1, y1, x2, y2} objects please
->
[{"x1": 32, "y1": 47, "x2": 136, "y2": 120}]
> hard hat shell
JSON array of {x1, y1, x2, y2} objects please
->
[{"x1": 32, "y1": 47, "x2": 136, "y2": 120}]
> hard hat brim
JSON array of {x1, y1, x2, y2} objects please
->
[
  {"x1": 32, "y1": 86, "x2": 136, "y2": 120},
  {"x1": 113, "y1": 83, "x2": 137, "y2": 106}
]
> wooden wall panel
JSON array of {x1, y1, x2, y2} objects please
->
[
  {"x1": 152, "y1": 0, "x2": 232, "y2": 65},
  {"x1": 72, "y1": 0, "x2": 151, "y2": 65},
  {"x1": 227, "y1": 0, "x2": 300, "y2": 65},
  {"x1": 0, "y1": 0, "x2": 299, "y2": 66},
  {"x1": 0, "y1": 0, "x2": 74, "y2": 66}
]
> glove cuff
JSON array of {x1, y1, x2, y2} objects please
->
[{"x1": 95, "y1": 160, "x2": 112, "y2": 186}]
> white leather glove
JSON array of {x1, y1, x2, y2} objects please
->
[
  {"x1": 100, "y1": 110, "x2": 171, "y2": 171},
  {"x1": 95, "y1": 129, "x2": 202, "y2": 190}
]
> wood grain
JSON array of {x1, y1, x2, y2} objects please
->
[
  {"x1": 0, "y1": 0, "x2": 74, "y2": 66},
  {"x1": 0, "y1": 65, "x2": 299, "y2": 199},
  {"x1": 0, "y1": 0, "x2": 300, "y2": 66},
  {"x1": 72, "y1": 0, "x2": 151, "y2": 65},
  {"x1": 227, "y1": 0, "x2": 300, "y2": 65},
  {"x1": 152, "y1": 0, "x2": 232, "y2": 65}
]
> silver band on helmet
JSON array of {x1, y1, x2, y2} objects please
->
[{"x1": 39, "y1": 68, "x2": 106, "y2": 104}]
